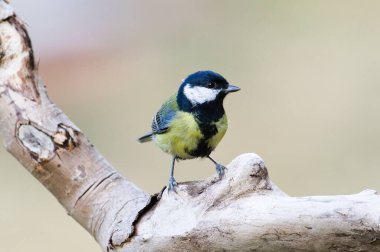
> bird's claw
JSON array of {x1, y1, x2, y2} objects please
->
[
  {"x1": 215, "y1": 163, "x2": 226, "y2": 179},
  {"x1": 167, "y1": 176, "x2": 177, "y2": 193}
]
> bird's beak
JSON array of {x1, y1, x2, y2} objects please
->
[{"x1": 225, "y1": 84, "x2": 241, "y2": 93}]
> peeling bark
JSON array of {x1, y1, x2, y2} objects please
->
[
  {"x1": 0, "y1": 3, "x2": 150, "y2": 252},
  {"x1": 125, "y1": 154, "x2": 380, "y2": 251},
  {"x1": 0, "y1": 1, "x2": 379, "y2": 252}
]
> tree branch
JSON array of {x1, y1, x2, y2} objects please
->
[
  {"x1": 127, "y1": 154, "x2": 380, "y2": 251},
  {"x1": 0, "y1": 2, "x2": 379, "y2": 251},
  {"x1": 0, "y1": 2, "x2": 150, "y2": 251}
]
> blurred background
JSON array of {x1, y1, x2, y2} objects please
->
[{"x1": 1, "y1": 0, "x2": 380, "y2": 251}]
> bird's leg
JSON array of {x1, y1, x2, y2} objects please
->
[
  {"x1": 168, "y1": 157, "x2": 177, "y2": 192},
  {"x1": 207, "y1": 156, "x2": 226, "y2": 179}
]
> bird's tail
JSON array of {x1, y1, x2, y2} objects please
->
[{"x1": 137, "y1": 132, "x2": 153, "y2": 143}]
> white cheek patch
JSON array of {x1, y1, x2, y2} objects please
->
[{"x1": 183, "y1": 84, "x2": 220, "y2": 105}]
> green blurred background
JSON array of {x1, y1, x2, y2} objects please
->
[{"x1": 1, "y1": 0, "x2": 380, "y2": 251}]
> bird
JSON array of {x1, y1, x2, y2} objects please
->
[{"x1": 138, "y1": 70, "x2": 240, "y2": 191}]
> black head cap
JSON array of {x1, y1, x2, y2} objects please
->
[
  {"x1": 182, "y1": 70, "x2": 229, "y2": 89},
  {"x1": 177, "y1": 70, "x2": 240, "y2": 112}
]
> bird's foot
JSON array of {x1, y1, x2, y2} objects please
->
[
  {"x1": 215, "y1": 163, "x2": 227, "y2": 180},
  {"x1": 167, "y1": 176, "x2": 178, "y2": 192}
]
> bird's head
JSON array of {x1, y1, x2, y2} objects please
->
[{"x1": 178, "y1": 71, "x2": 240, "y2": 109}]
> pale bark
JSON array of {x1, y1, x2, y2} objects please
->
[
  {"x1": 0, "y1": 2, "x2": 150, "y2": 251},
  {"x1": 0, "y1": 2, "x2": 379, "y2": 252}
]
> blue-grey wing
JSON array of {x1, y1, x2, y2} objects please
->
[
  {"x1": 138, "y1": 95, "x2": 178, "y2": 143},
  {"x1": 151, "y1": 98, "x2": 177, "y2": 134}
]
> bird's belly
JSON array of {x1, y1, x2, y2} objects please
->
[
  {"x1": 154, "y1": 112, "x2": 202, "y2": 159},
  {"x1": 207, "y1": 114, "x2": 228, "y2": 149}
]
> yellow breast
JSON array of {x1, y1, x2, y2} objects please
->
[{"x1": 154, "y1": 111, "x2": 202, "y2": 159}]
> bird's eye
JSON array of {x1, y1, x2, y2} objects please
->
[{"x1": 208, "y1": 83, "x2": 216, "y2": 88}]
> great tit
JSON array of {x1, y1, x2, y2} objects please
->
[{"x1": 138, "y1": 70, "x2": 240, "y2": 191}]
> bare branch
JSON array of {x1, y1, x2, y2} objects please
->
[
  {"x1": 125, "y1": 154, "x2": 380, "y2": 251},
  {"x1": 0, "y1": 2, "x2": 150, "y2": 251}
]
